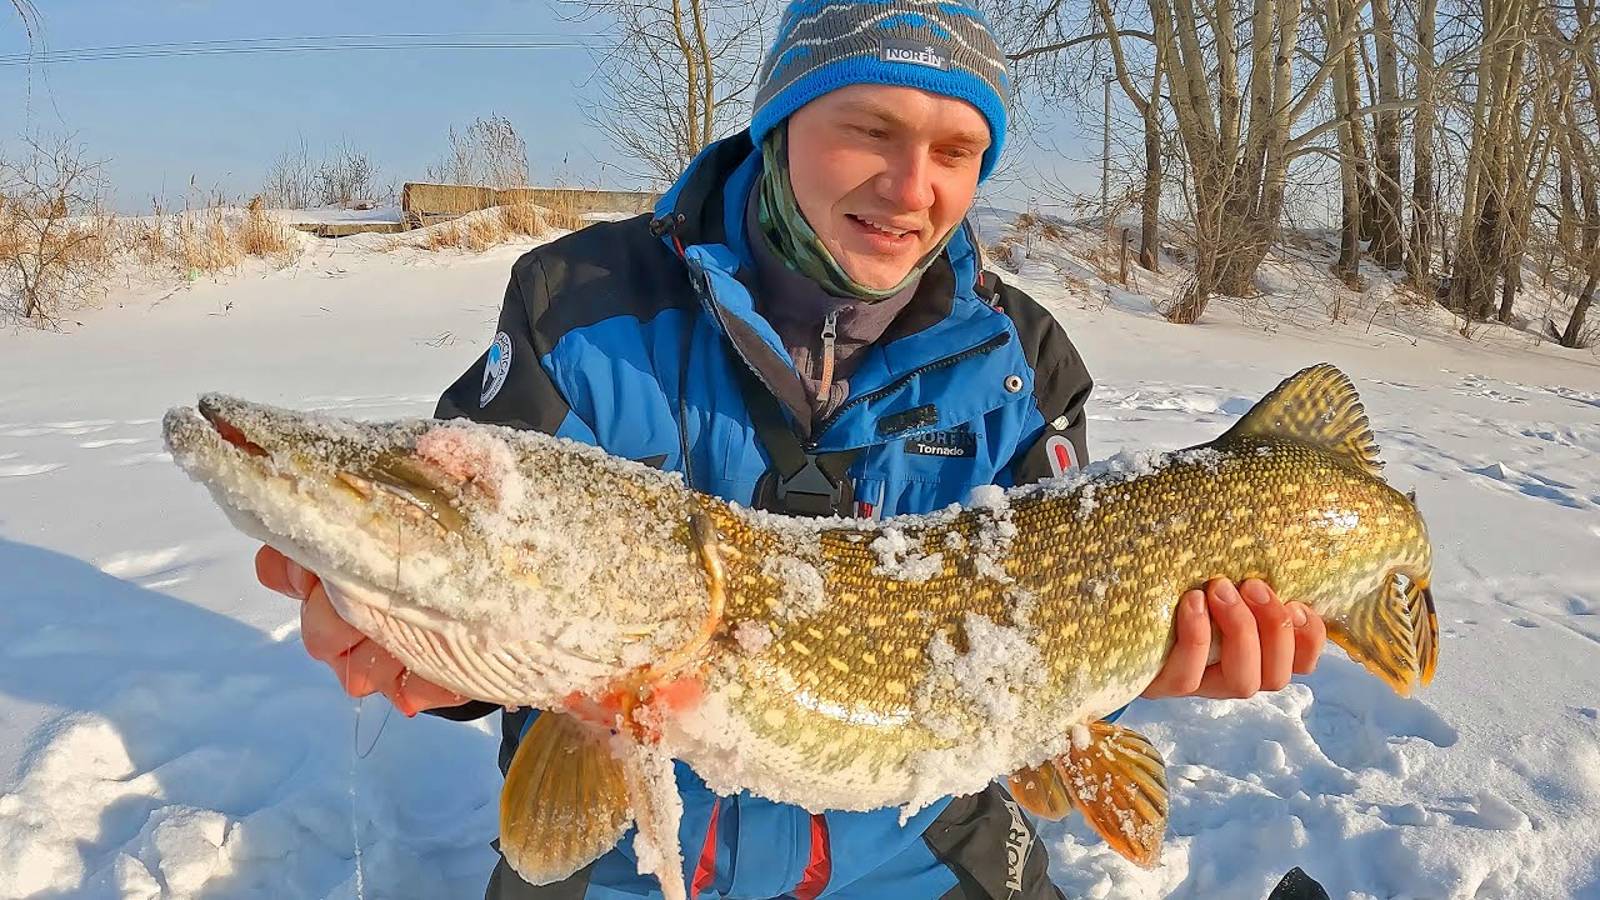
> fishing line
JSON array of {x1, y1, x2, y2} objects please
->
[{"x1": 346, "y1": 649, "x2": 369, "y2": 900}]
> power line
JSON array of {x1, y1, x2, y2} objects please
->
[{"x1": 0, "y1": 33, "x2": 617, "y2": 67}]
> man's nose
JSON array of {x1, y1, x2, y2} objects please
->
[{"x1": 876, "y1": 147, "x2": 935, "y2": 211}]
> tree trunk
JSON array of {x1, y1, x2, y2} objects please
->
[
  {"x1": 1563, "y1": 275, "x2": 1596, "y2": 347},
  {"x1": 1409, "y1": 0, "x2": 1438, "y2": 292},
  {"x1": 1327, "y1": 0, "x2": 1362, "y2": 285},
  {"x1": 1139, "y1": 102, "x2": 1163, "y2": 271},
  {"x1": 1370, "y1": 0, "x2": 1405, "y2": 269}
]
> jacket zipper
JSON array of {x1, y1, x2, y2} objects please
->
[
  {"x1": 804, "y1": 330, "x2": 1011, "y2": 451},
  {"x1": 816, "y1": 307, "x2": 840, "y2": 405}
]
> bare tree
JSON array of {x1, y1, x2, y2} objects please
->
[
  {"x1": 1408, "y1": 0, "x2": 1441, "y2": 293},
  {"x1": 1558, "y1": 0, "x2": 1600, "y2": 346},
  {"x1": 571, "y1": 0, "x2": 774, "y2": 184},
  {"x1": 262, "y1": 138, "x2": 316, "y2": 209},
  {"x1": 0, "y1": 134, "x2": 112, "y2": 326},
  {"x1": 9, "y1": 0, "x2": 38, "y2": 39},
  {"x1": 425, "y1": 115, "x2": 530, "y2": 188},
  {"x1": 314, "y1": 139, "x2": 381, "y2": 208},
  {"x1": 1370, "y1": 0, "x2": 1407, "y2": 268}
]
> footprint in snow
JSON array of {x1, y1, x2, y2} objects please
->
[
  {"x1": 1465, "y1": 461, "x2": 1587, "y2": 510},
  {"x1": 0, "y1": 461, "x2": 64, "y2": 478},
  {"x1": 116, "y1": 451, "x2": 172, "y2": 466},
  {"x1": 1302, "y1": 657, "x2": 1459, "y2": 776},
  {"x1": 1508, "y1": 616, "x2": 1541, "y2": 629},
  {"x1": 1567, "y1": 595, "x2": 1599, "y2": 616},
  {"x1": 99, "y1": 546, "x2": 195, "y2": 588}
]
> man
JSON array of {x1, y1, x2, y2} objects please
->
[{"x1": 257, "y1": 1, "x2": 1328, "y2": 895}]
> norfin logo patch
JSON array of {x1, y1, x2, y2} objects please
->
[{"x1": 878, "y1": 39, "x2": 951, "y2": 70}]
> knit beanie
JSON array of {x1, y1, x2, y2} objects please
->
[{"x1": 750, "y1": 0, "x2": 1012, "y2": 181}]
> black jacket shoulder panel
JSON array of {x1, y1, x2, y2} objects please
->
[
  {"x1": 986, "y1": 273, "x2": 1094, "y2": 482},
  {"x1": 518, "y1": 214, "x2": 697, "y2": 344}
]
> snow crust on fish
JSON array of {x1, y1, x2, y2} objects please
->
[{"x1": 163, "y1": 398, "x2": 708, "y2": 708}]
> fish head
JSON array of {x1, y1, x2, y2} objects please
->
[{"x1": 164, "y1": 394, "x2": 713, "y2": 707}]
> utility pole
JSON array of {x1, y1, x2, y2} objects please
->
[{"x1": 1102, "y1": 72, "x2": 1112, "y2": 225}]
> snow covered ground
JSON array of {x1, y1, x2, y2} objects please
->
[{"x1": 2, "y1": 217, "x2": 1598, "y2": 899}]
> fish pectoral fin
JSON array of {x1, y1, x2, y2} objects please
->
[
  {"x1": 1216, "y1": 363, "x2": 1383, "y2": 477},
  {"x1": 1006, "y1": 760, "x2": 1075, "y2": 820},
  {"x1": 1054, "y1": 721, "x2": 1169, "y2": 868},
  {"x1": 499, "y1": 712, "x2": 633, "y2": 886},
  {"x1": 1327, "y1": 571, "x2": 1438, "y2": 696}
]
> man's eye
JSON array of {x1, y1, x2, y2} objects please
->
[{"x1": 852, "y1": 125, "x2": 888, "y2": 140}]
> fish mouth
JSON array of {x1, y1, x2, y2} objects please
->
[{"x1": 198, "y1": 396, "x2": 269, "y2": 458}]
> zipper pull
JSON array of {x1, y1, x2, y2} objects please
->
[{"x1": 817, "y1": 308, "x2": 840, "y2": 402}]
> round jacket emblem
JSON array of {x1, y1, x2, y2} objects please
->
[{"x1": 480, "y1": 332, "x2": 513, "y2": 407}]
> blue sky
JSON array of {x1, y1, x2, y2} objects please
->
[{"x1": 0, "y1": 0, "x2": 1100, "y2": 212}]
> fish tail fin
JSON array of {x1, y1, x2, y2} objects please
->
[
  {"x1": 1326, "y1": 570, "x2": 1438, "y2": 696},
  {"x1": 1219, "y1": 363, "x2": 1383, "y2": 477},
  {"x1": 500, "y1": 711, "x2": 633, "y2": 885}
]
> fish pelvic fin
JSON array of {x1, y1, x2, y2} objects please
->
[
  {"x1": 1218, "y1": 363, "x2": 1383, "y2": 478},
  {"x1": 1007, "y1": 760, "x2": 1075, "y2": 821},
  {"x1": 1013, "y1": 722, "x2": 1169, "y2": 867},
  {"x1": 1327, "y1": 571, "x2": 1439, "y2": 696},
  {"x1": 499, "y1": 712, "x2": 633, "y2": 886}
]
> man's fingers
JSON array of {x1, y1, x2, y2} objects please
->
[
  {"x1": 1142, "y1": 590, "x2": 1210, "y2": 698},
  {"x1": 256, "y1": 545, "x2": 320, "y2": 601},
  {"x1": 339, "y1": 638, "x2": 407, "y2": 704},
  {"x1": 1198, "y1": 578, "x2": 1260, "y2": 699},
  {"x1": 255, "y1": 545, "x2": 297, "y2": 598},
  {"x1": 1288, "y1": 602, "x2": 1327, "y2": 674},
  {"x1": 1241, "y1": 579, "x2": 1294, "y2": 691},
  {"x1": 300, "y1": 584, "x2": 367, "y2": 663},
  {"x1": 398, "y1": 675, "x2": 468, "y2": 715}
]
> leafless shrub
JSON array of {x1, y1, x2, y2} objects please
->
[
  {"x1": 315, "y1": 139, "x2": 381, "y2": 208},
  {"x1": 0, "y1": 135, "x2": 115, "y2": 327},
  {"x1": 263, "y1": 139, "x2": 317, "y2": 209},
  {"x1": 425, "y1": 115, "x2": 530, "y2": 188}
]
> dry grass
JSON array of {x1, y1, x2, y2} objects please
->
[
  {"x1": 236, "y1": 195, "x2": 295, "y2": 258},
  {"x1": 177, "y1": 202, "x2": 241, "y2": 274},
  {"x1": 416, "y1": 196, "x2": 580, "y2": 253},
  {"x1": 123, "y1": 193, "x2": 302, "y2": 277}
]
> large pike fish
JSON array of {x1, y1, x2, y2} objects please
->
[{"x1": 163, "y1": 364, "x2": 1438, "y2": 899}]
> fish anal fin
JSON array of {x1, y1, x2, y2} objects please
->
[
  {"x1": 1218, "y1": 363, "x2": 1383, "y2": 477},
  {"x1": 1327, "y1": 572, "x2": 1439, "y2": 697},
  {"x1": 500, "y1": 712, "x2": 633, "y2": 886},
  {"x1": 1054, "y1": 721, "x2": 1169, "y2": 868},
  {"x1": 1007, "y1": 760, "x2": 1074, "y2": 820}
]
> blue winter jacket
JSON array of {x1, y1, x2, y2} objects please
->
[{"x1": 432, "y1": 131, "x2": 1100, "y2": 899}]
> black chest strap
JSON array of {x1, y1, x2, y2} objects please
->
[{"x1": 734, "y1": 363, "x2": 862, "y2": 518}]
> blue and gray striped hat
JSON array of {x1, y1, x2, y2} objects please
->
[{"x1": 751, "y1": 0, "x2": 1012, "y2": 181}]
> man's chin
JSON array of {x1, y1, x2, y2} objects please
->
[{"x1": 838, "y1": 257, "x2": 918, "y2": 292}]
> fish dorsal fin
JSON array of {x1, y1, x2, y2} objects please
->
[{"x1": 1219, "y1": 364, "x2": 1383, "y2": 477}]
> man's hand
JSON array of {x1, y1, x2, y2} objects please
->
[
  {"x1": 1142, "y1": 577, "x2": 1327, "y2": 700},
  {"x1": 256, "y1": 545, "x2": 466, "y2": 716}
]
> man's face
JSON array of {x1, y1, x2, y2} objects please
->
[{"x1": 785, "y1": 84, "x2": 990, "y2": 291}]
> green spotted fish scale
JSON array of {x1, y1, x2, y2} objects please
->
[{"x1": 688, "y1": 364, "x2": 1434, "y2": 802}]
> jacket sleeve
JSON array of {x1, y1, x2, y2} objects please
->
[
  {"x1": 984, "y1": 274, "x2": 1093, "y2": 485},
  {"x1": 424, "y1": 251, "x2": 583, "y2": 722}
]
